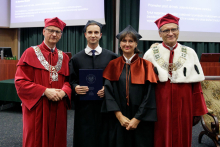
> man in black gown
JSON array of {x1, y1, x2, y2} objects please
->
[{"x1": 69, "y1": 20, "x2": 118, "y2": 147}]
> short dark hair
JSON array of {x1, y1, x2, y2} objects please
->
[
  {"x1": 118, "y1": 32, "x2": 142, "y2": 55},
  {"x1": 84, "y1": 22, "x2": 102, "y2": 33}
]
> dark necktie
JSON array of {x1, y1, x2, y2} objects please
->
[
  {"x1": 91, "y1": 50, "x2": 96, "y2": 68},
  {"x1": 91, "y1": 50, "x2": 96, "y2": 56}
]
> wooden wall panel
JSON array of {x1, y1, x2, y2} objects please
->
[
  {"x1": 0, "y1": 28, "x2": 18, "y2": 58},
  {"x1": 200, "y1": 62, "x2": 220, "y2": 76},
  {"x1": 0, "y1": 60, "x2": 18, "y2": 81},
  {"x1": 200, "y1": 62, "x2": 220, "y2": 67},
  {"x1": 0, "y1": 63, "x2": 7, "y2": 80}
]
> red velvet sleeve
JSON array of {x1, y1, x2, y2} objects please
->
[
  {"x1": 192, "y1": 82, "x2": 208, "y2": 116},
  {"x1": 15, "y1": 65, "x2": 47, "y2": 110}
]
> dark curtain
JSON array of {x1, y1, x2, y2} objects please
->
[
  {"x1": 20, "y1": 0, "x2": 114, "y2": 56},
  {"x1": 119, "y1": 0, "x2": 220, "y2": 59}
]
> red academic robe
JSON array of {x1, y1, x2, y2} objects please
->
[
  {"x1": 15, "y1": 42, "x2": 71, "y2": 147},
  {"x1": 154, "y1": 44, "x2": 207, "y2": 147}
]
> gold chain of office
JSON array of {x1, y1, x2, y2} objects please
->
[
  {"x1": 33, "y1": 46, "x2": 63, "y2": 81},
  {"x1": 152, "y1": 46, "x2": 187, "y2": 72}
]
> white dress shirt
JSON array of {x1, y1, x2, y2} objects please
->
[
  {"x1": 123, "y1": 54, "x2": 136, "y2": 64},
  {"x1": 44, "y1": 40, "x2": 56, "y2": 51},
  {"x1": 164, "y1": 43, "x2": 177, "y2": 50},
  {"x1": 85, "y1": 45, "x2": 102, "y2": 56}
]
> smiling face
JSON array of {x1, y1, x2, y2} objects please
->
[
  {"x1": 120, "y1": 34, "x2": 137, "y2": 57},
  {"x1": 84, "y1": 24, "x2": 102, "y2": 48},
  {"x1": 159, "y1": 23, "x2": 179, "y2": 47},
  {"x1": 43, "y1": 26, "x2": 62, "y2": 47}
]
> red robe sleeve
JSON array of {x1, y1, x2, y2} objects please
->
[
  {"x1": 15, "y1": 65, "x2": 47, "y2": 110},
  {"x1": 192, "y1": 82, "x2": 208, "y2": 116}
]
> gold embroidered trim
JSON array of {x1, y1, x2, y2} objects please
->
[{"x1": 32, "y1": 46, "x2": 63, "y2": 81}]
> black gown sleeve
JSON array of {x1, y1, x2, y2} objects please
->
[
  {"x1": 69, "y1": 57, "x2": 79, "y2": 95},
  {"x1": 134, "y1": 82, "x2": 157, "y2": 121},
  {"x1": 101, "y1": 79, "x2": 120, "y2": 112}
]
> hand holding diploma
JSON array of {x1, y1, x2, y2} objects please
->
[
  {"x1": 75, "y1": 85, "x2": 89, "y2": 95},
  {"x1": 97, "y1": 86, "x2": 105, "y2": 98}
]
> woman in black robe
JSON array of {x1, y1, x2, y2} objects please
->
[{"x1": 102, "y1": 25, "x2": 158, "y2": 147}]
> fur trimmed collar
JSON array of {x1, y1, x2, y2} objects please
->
[{"x1": 143, "y1": 43, "x2": 205, "y2": 83}]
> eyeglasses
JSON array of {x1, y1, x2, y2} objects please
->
[
  {"x1": 46, "y1": 29, "x2": 62, "y2": 35},
  {"x1": 160, "y1": 28, "x2": 179, "y2": 34}
]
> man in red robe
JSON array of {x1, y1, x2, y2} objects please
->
[
  {"x1": 143, "y1": 13, "x2": 208, "y2": 147},
  {"x1": 15, "y1": 17, "x2": 72, "y2": 147}
]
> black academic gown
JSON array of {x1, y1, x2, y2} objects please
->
[
  {"x1": 101, "y1": 57, "x2": 157, "y2": 147},
  {"x1": 69, "y1": 48, "x2": 118, "y2": 147}
]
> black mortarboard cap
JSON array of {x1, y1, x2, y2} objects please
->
[
  {"x1": 83, "y1": 20, "x2": 103, "y2": 32},
  {"x1": 116, "y1": 25, "x2": 142, "y2": 40}
]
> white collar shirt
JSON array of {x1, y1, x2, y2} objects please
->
[
  {"x1": 85, "y1": 45, "x2": 102, "y2": 56},
  {"x1": 165, "y1": 43, "x2": 177, "y2": 51},
  {"x1": 44, "y1": 40, "x2": 56, "y2": 51},
  {"x1": 123, "y1": 54, "x2": 136, "y2": 64}
]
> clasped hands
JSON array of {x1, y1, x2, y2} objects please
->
[
  {"x1": 75, "y1": 85, "x2": 104, "y2": 98},
  {"x1": 44, "y1": 88, "x2": 66, "y2": 101},
  {"x1": 115, "y1": 111, "x2": 140, "y2": 131}
]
